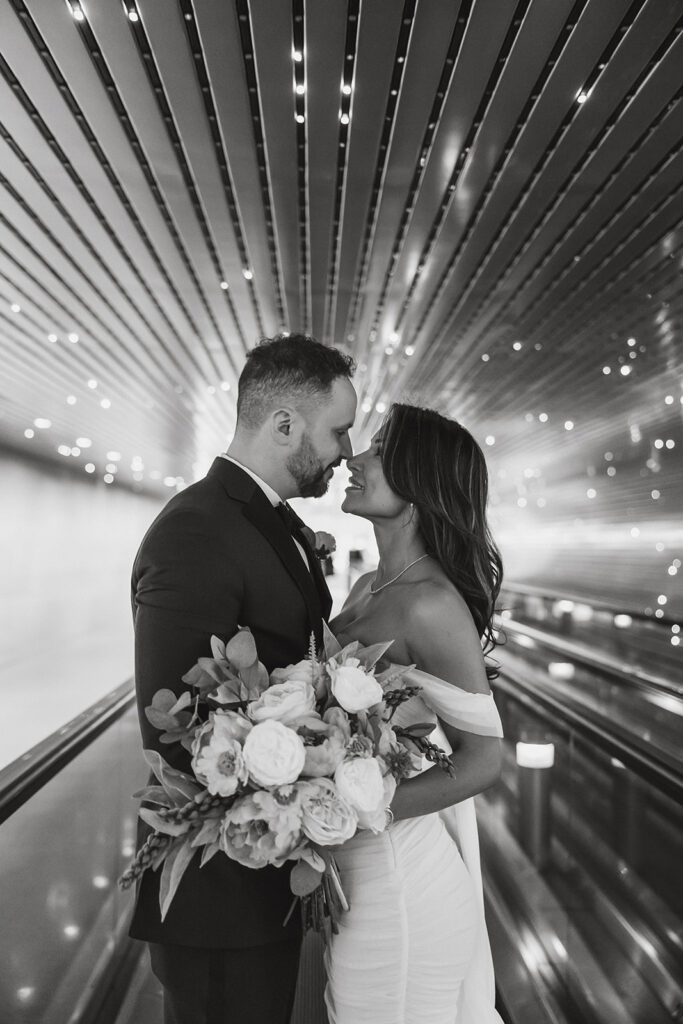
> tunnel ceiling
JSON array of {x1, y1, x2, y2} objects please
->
[{"x1": 0, "y1": 0, "x2": 681, "y2": 534}]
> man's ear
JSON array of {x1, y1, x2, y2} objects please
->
[{"x1": 271, "y1": 408, "x2": 301, "y2": 446}]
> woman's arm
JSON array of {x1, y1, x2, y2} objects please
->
[
  {"x1": 389, "y1": 582, "x2": 502, "y2": 821},
  {"x1": 390, "y1": 731, "x2": 502, "y2": 821}
]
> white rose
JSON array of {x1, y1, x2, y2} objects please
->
[
  {"x1": 356, "y1": 770, "x2": 397, "y2": 833},
  {"x1": 190, "y1": 711, "x2": 252, "y2": 797},
  {"x1": 334, "y1": 756, "x2": 385, "y2": 813},
  {"x1": 269, "y1": 659, "x2": 317, "y2": 686},
  {"x1": 330, "y1": 661, "x2": 383, "y2": 713},
  {"x1": 247, "y1": 677, "x2": 317, "y2": 725},
  {"x1": 299, "y1": 778, "x2": 358, "y2": 845},
  {"x1": 242, "y1": 720, "x2": 306, "y2": 787},
  {"x1": 192, "y1": 736, "x2": 248, "y2": 798},
  {"x1": 220, "y1": 786, "x2": 304, "y2": 868},
  {"x1": 323, "y1": 706, "x2": 353, "y2": 743},
  {"x1": 298, "y1": 719, "x2": 348, "y2": 777}
]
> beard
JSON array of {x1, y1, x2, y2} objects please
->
[{"x1": 287, "y1": 432, "x2": 333, "y2": 498}]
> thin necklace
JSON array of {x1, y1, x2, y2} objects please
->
[{"x1": 369, "y1": 554, "x2": 429, "y2": 595}]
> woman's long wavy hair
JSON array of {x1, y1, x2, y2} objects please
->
[{"x1": 380, "y1": 403, "x2": 503, "y2": 680}]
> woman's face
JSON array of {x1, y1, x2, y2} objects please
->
[{"x1": 342, "y1": 432, "x2": 408, "y2": 520}]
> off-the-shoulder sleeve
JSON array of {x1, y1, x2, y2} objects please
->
[{"x1": 398, "y1": 667, "x2": 503, "y2": 738}]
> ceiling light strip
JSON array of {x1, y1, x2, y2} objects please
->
[
  {"x1": 234, "y1": 0, "x2": 288, "y2": 331},
  {"x1": 0, "y1": 20, "x2": 232, "y2": 403},
  {"x1": 122, "y1": 5, "x2": 245, "y2": 371},
  {"x1": 481, "y1": 16, "x2": 683, "y2": 329},
  {"x1": 0, "y1": 121, "x2": 197, "y2": 398},
  {"x1": 525, "y1": 194, "x2": 683, "y2": 356},
  {"x1": 322, "y1": 0, "x2": 361, "y2": 345},
  {"x1": 518, "y1": 118, "x2": 683, "y2": 334},
  {"x1": 0, "y1": 228, "x2": 196, "y2": 431},
  {"x1": 453, "y1": 220, "x2": 682, "y2": 423},
  {"x1": 292, "y1": 0, "x2": 311, "y2": 333},
  {"x1": 394, "y1": 0, "x2": 587, "y2": 344},
  {"x1": 179, "y1": 0, "x2": 271, "y2": 339},
  {"x1": 343, "y1": 0, "x2": 420, "y2": 343},
  {"x1": 410, "y1": 0, "x2": 667, "y2": 390}
]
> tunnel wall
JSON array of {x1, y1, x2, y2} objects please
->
[{"x1": 0, "y1": 448, "x2": 162, "y2": 767}]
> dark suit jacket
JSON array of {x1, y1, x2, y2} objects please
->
[{"x1": 129, "y1": 457, "x2": 332, "y2": 948}]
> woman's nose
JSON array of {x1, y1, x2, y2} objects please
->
[{"x1": 346, "y1": 449, "x2": 366, "y2": 472}]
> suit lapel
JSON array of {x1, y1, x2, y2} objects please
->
[
  {"x1": 208, "y1": 457, "x2": 331, "y2": 632},
  {"x1": 242, "y1": 490, "x2": 324, "y2": 633},
  {"x1": 297, "y1": 531, "x2": 333, "y2": 620}
]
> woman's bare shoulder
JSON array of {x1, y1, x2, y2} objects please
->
[{"x1": 403, "y1": 579, "x2": 490, "y2": 694}]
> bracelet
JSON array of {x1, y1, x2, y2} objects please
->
[{"x1": 384, "y1": 806, "x2": 395, "y2": 829}]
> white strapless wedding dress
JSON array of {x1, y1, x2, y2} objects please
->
[{"x1": 323, "y1": 668, "x2": 505, "y2": 1024}]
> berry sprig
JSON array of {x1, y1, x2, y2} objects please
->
[
  {"x1": 156, "y1": 790, "x2": 234, "y2": 826},
  {"x1": 383, "y1": 684, "x2": 421, "y2": 713},
  {"x1": 414, "y1": 736, "x2": 456, "y2": 777},
  {"x1": 119, "y1": 831, "x2": 173, "y2": 889}
]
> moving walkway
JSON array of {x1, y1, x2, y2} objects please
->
[{"x1": 1, "y1": 587, "x2": 680, "y2": 1023}]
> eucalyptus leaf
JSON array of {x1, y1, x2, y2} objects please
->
[
  {"x1": 209, "y1": 677, "x2": 244, "y2": 705},
  {"x1": 290, "y1": 859, "x2": 323, "y2": 897},
  {"x1": 150, "y1": 836, "x2": 179, "y2": 873},
  {"x1": 190, "y1": 816, "x2": 223, "y2": 848},
  {"x1": 132, "y1": 785, "x2": 174, "y2": 807},
  {"x1": 196, "y1": 657, "x2": 230, "y2": 683},
  {"x1": 159, "y1": 840, "x2": 197, "y2": 921},
  {"x1": 143, "y1": 749, "x2": 202, "y2": 802},
  {"x1": 159, "y1": 730, "x2": 191, "y2": 745},
  {"x1": 210, "y1": 634, "x2": 227, "y2": 661},
  {"x1": 150, "y1": 688, "x2": 180, "y2": 711},
  {"x1": 225, "y1": 628, "x2": 258, "y2": 670},
  {"x1": 334, "y1": 640, "x2": 361, "y2": 663},
  {"x1": 181, "y1": 663, "x2": 224, "y2": 695},
  {"x1": 368, "y1": 712, "x2": 382, "y2": 748},
  {"x1": 240, "y1": 660, "x2": 269, "y2": 699},
  {"x1": 402, "y1": 722, "x2": 436, "y2": 738},
  {"x1": 354, "y1": 640, "x2": 395, "y2": 671},
  {"x1": 146, "y1": 708, "x2": 180, "y2": 731},
  {"x1": 200, "y1": 841, "x2": 221, "y2": 868},
  {"x1": 322, "y1": 622, "x2": 342, "y2": 659},
  {"x1": 168, "y1": 692, "x2": 192, "y2": 716}
]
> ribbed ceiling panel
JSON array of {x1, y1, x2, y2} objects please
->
[{"x1": 0, "y1": 0, "x2": 680, "y2": 619}]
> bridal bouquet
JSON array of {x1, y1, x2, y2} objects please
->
[{"x1": 119, "y1": 624, "x2": 454, "y2": 933}]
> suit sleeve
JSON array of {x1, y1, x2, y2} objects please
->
[{"x1": 132, "y1": 507, "x2": 244, "y2": 771}]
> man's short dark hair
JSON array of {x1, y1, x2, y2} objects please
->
[{"x1": 236, "y1": 333, "x2": 355, "y2": 428}]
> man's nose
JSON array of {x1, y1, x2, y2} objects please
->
[{"x1": 341, "y1": 434, "x2": 353, "y2": 460}]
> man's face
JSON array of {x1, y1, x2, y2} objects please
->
[{"x1": 287, "y1": 377, "x2": 357, "y2": 498}]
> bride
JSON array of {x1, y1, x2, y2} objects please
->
[{"x1": 324, "y1": 402, "x2": 505, "y2": 1024}]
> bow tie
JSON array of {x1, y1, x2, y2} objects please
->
[{"x1": 276, "y1": 501, "x2": 308, "y2": 537}]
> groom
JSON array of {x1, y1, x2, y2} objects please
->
[{"x1": 130, "y1": 334, "x2": 356, "y2": 1024}]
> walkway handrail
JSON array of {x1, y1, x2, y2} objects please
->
[
  {"x1": 498, "y1": 615, "x2": 680, "y2": 696},
  {"x1": 494, "y1": 665, "x2": 683, "y2": 806},
  {"x1": 499, "y1": 581, "x2": 678, "y2": 627},
  {"x1": 0, "y1": 680, "x2": 135, "y2": 826}
]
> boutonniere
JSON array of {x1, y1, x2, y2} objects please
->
[{"x1": 301, "y1": 528, "x2": 336, "y2": 560}]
